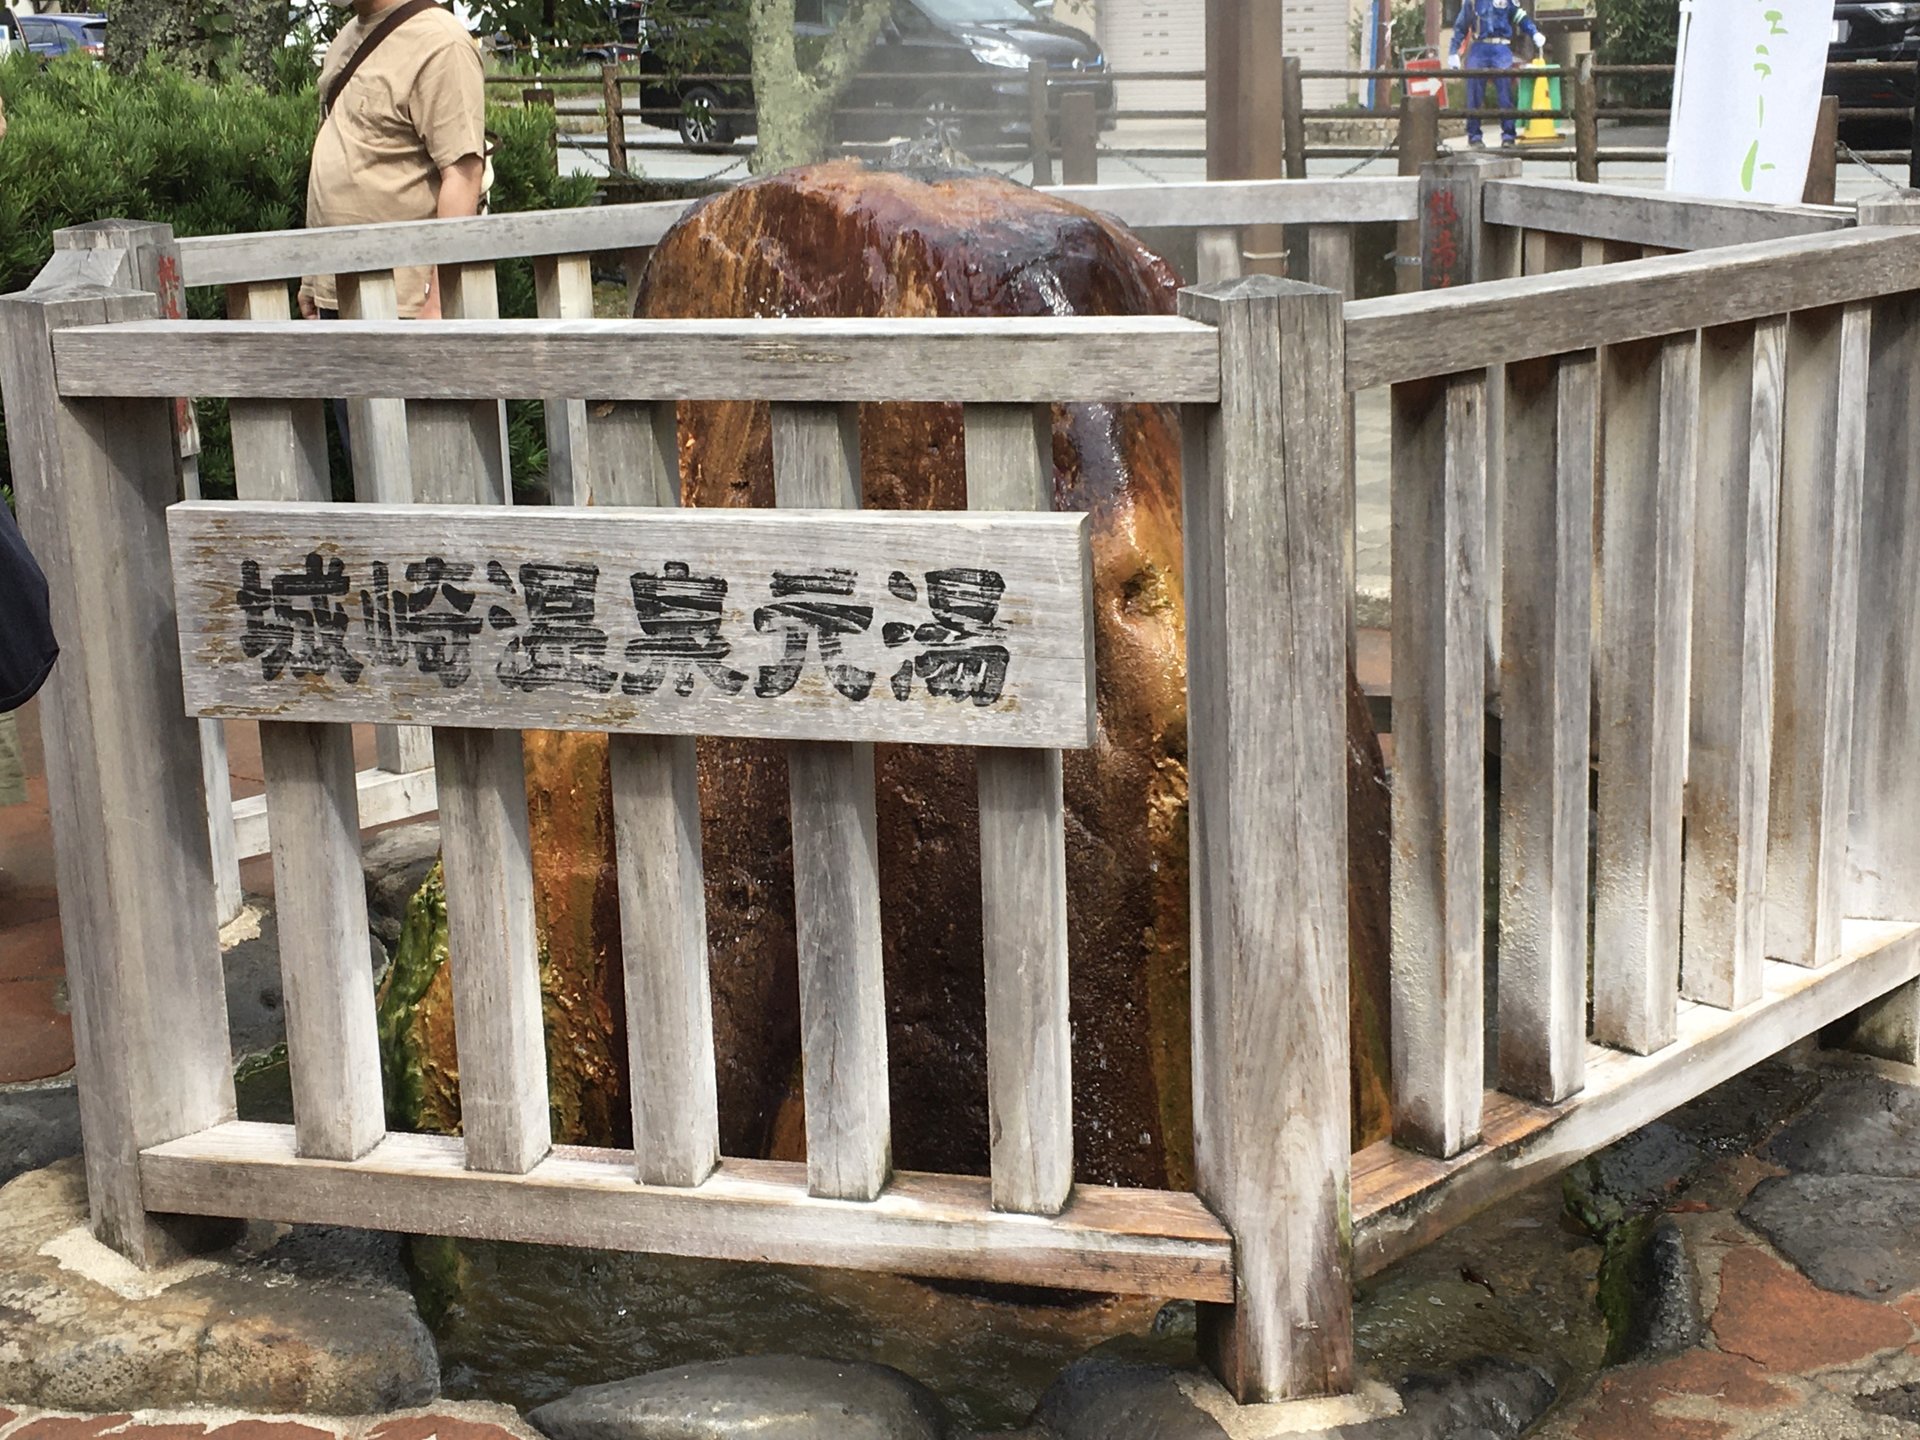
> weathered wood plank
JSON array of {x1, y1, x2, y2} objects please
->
[
  {"x1": 141, "y1": 1121, "x2": 1236, "y2": 1301},
  {"x1": 534, "y1": 253, "x2": 596, "y2": 506},
  {"x1": 1180, "y1": 277, "x2": 1352, "y2": 1401},
  {"x1": 1390, "y1": 370, "x2": 1488, "y2": 1155},
  {"x1": 1194, "y1": 227, "x2": 1244, "y2": 286},
  {"x1": 1355, "y1": 920, "x2": 1920, "y2": 1277},
  {"x1": 1496, "y1": 352, "x2": 1594, "y2": 1103},
  {"x1": 610, "y1": 732, "x2": 719, "y2": 1187},
  {"x1": 175, "y1": 198, "x2": 701, "y2": 289},
  {"x1": 1849, "y1": 197, "x2": 1920, "y2": 919},
  {"x1": 0, "y1": 266, "x2": 234, "y2": 1263},
  {"x1": 258, "y1": 723, "x2": 384, "y2": 1160},
  {"x1": 230, "y1": 762, "x2": 438, "y2": 861},
  {"x1": 435, "y1": 726, "x2": 551, "y2": 1173},
  {"x1": 167, "y1": 502, "x2": 1095, "y2": 750},
  {"x1": 1482, "y1": 178, "x2": 1847, "y2": 252},
  {"x1": 771, "y1": 403, "x2": 891, "y2": 1202},
  {"x1": 963, "y1": 403, "x2": 1074, "y2": 1217},
  {"x1": 1768, "y1": 303, "x2": 1872, "y2": 968},
  {"x1": 589, "y1": 400, "x2": 680, "y2": 509},
  {"x1": 52, "y1": 317, "x2": 1225, "y2": 406},
  {"x1": 227, "y1": 336, "x2": 385, "y2": 1164},
  {"x1": 1682, "y1": 319, "x2": 1785, "y2": 1010},
  {"x1": 1344, "y1": 226, "x2": 1920, "y2": 391},
  {"x1": 435, "y1": 262, "x2": 511, "y2": 506},
  {"x1": 334, "y1": 270, "x2": 431, "y2": 778},
  {"x1": 1044, "y1": 176, "x2": 1418, "y2": 229},
  {"x1": 1592, "y1": 334, "x2": 1699, "y2": 1055}
]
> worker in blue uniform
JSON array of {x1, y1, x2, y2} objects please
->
[{"x1": 1450, "y1": 0, "x2": 1547, "y2": 148}]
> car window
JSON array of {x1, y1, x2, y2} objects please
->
[
  {"x1": 911, "y1": 0, "x2": 1036, "y2": 22},
  {"x1": 18, "y1": 16, "x2": 51, "y2": 41},
  {"x1": 84, "y1": 22, "x2": 105, "y2": 43}
]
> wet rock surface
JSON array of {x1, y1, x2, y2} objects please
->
[
  {"x1": 0, "y1": 1160, "x2": 438, "y2": 1414},
  {"x1": 0, "y1": 1084, "x2": 79, "y2": 1187},
  {"x1": 526, "y1": 1357, "x2": 951, "y2": 1440},
  {"x1": 1327, "y1": 1357, "x2": 1554, "y2": 1439}
]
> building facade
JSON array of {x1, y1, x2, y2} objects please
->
[{"x1": 1087, "y1": 0, "x2": 1361, "y2": 112}]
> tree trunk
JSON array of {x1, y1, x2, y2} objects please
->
[
  {"x1": 748, "y1": 0, "x2": 891, "y2": 173},
  {"x1": 104, "y1": 0, "x2": 290, "y2": 86}
]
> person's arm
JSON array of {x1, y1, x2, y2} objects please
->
[
  {"x1": 419, "y1": 153, "x2": 485, "y2": 321},
  {"x1": 1451, "y1": 0, "x2": 1474, "y2": 55},
  {"x1": 1516, "y1": 5, "x2": 1545, "y2": 49}
]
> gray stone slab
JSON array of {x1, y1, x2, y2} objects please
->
[
  {"x1": 527, "y1": 1355, "x2": 952, "y2": 1440},
  {"x1": 1329, "y1": 1356, "x2": 1556, "y2": 1440},
  {"x1": 1030, "y1": 1358, "x2": 1227, "y2": 1440},
  {"x1": 1763, "y1": 1074, "x2": 1920, "y2": 1179},
  {"x1": 1742, "y1": 1172, "x2": 1920, "y2": 1299},
  {"x1": 0, "y1": 1084, "x2": 80, "y2": 1186}
]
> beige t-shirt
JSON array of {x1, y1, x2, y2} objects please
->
[{"x1": 302, "y1": 4, "x2": 485, "y2": 317}]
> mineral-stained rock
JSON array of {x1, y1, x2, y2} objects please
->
[
  {"x1": 526, "y1": 1356, "x2": 951, "y2": 1440},
  {"x1": 0, "y1": 1160, "x2": 438, "y2": 1413},
  {"x1": 396, "y1": 159, "x2": 1394, "y2": 1181}
]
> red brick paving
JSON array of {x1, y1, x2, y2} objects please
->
[
  {"x1": 10, "y1": 1416, "x2": 136, "y2": 1440},
  {"x1": 1571, "y1": 1348, "x2": 1798, "y2": 1440},
  {"x1": 203, "y1": 1424, "x2": 340, "y2": 1440},
  {"x1": 1711, "y1": 1247, "x2": 1914, "y2": 1373}
]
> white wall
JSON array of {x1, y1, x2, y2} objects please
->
[{"x1": 1095, "y1": 0, "x2": 1359, "y2": 114}]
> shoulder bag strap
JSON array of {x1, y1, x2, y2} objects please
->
[{"x1": 322, "y1": 0, "x2": 443, "y2": 118}]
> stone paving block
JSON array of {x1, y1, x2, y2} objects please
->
[{"x1": 1711, "y1": 1248, "x2": 1914, "y2": 1373}]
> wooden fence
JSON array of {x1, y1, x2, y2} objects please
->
[{"x1": 4, "y1": 166, "x2": 1919, "y2": 1409}]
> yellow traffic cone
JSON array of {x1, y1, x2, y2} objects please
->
[{"x1": 1523, "y1": 56, "x2": 1558, "y2": 143}]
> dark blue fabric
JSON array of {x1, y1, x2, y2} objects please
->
[
  {"x1": 0, "y1": 501, "x2": 57, "y2": 713},
  {"x1": 1465, "y1": 40, "x2": 1519, "y2": 143}
]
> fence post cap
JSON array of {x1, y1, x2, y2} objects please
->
[
  {"x1": 1858, "y1": 189, "x2": 1920, "y2": 226},
  {"x1": 1177, "y1": 274, "x2": 1340, "y2": 314}
]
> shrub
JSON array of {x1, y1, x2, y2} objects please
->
[
  {"x1": 1595, "y1": 0, "x2": 1681, "y2": 108},
  {"x1": 0, "y1": 54, "x2": 598, "y2": 500}
]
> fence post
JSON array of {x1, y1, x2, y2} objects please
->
[
  {"x1": 603, "y1": 64, "x2": 629, "y2": 176},
  {"x1": 1835, "y1": 190, "x2": 1920, "y2": 1061},
  {"x1": 1802, "y1": 95, "x2": 1840, "y2": 205},
  {"x1": 1060, "y1": 90, "x2": 1098, "y2": 185},
  {"x1": 1282, "y1": 55, "x2": 1307, "y2": 180},
  {"x1": 1572, "y1": 53, "x2": 1599, "y2": 184},
  {"x1": 51, "y1": 220, "x2": 243, "y2": 927},
  {"x1": 1027, "y1": 59, "x2": 1054, "y2": 187},
  {"x1": 1178, "y1": 274, "x2": 1353, "y2": 1402},
  {"x1": 1395, "y1": 95, "x2": 1441, "y2": 293},
  {"x1": 1419, "y1": 151, "x2": 1521, "y2": 289},
  {"x1": 0, "y1": 235, "x2": 236, "y2": 1264}
]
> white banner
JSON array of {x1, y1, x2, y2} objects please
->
[{"x1": 1667, "y1": 0, "x2": 1837, "y2": 204}]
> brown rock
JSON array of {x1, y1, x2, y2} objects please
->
[
  {"x1": 500, "y1": 159, "x2": 1392, "y2": 1180},
  {"x1": 367, "y1": 1418, "x2": 526, "y2": 1440},
  {"x1": 1568, "y1": 1347, "x2": 1801, "y2": 1440},
  {"x1": 1710, "y1": 1247, "x2": 1913, "y2": 1373},
  {"x1": 10, "y1": 1418, "x2": 135, "y2": 1440},
  {"x1": 204, "y1": 1425, "x2": 338, "y2": 1440}
]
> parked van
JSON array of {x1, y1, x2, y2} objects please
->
[{"x1": 638, "y1": 0, "x2": 1114, "y2": 151}]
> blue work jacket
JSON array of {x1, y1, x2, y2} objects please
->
[{"x1": 1452, "y1": 0, "x2": 1544, "y2": 48}]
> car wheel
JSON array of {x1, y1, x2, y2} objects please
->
[
  {"x1": 915, "y1": 90, "x2": 966, "y2": 149},
  {"x1": 678, "y1": 85, "x2": 733, "y2": 151}
]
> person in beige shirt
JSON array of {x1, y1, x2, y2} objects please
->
[{"x1": 298, "y1": 0, "x2": 487, "y2": 321}]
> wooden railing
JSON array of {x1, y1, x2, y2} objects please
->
[{"x1": 7, "y1": 167, "x2": 1920, "y2": 1410}]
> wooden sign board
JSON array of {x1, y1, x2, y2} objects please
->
[{"x1": 167, "y1": 502, "x2": 1095, "y2": 749}]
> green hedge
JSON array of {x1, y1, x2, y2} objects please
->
[
  {"x1": 1595, "y1": 0, "x2": 1681, "y2": 107},
  {"x1": 0, "y1": 54, "x2": 598, "y2": 501}
]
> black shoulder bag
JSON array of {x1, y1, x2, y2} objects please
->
[{"x1": 0, "y1": 503, "x2": 57, "y2": 713}]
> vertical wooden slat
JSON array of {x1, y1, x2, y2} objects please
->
[
  {"x1": 1497, "y1": 351, "x2": 1594, "y2": 1103},
  {"x1": 591, "y1": 399, "x2": 680, "y2": 509},
  {"x1": 534, "y1": 253, "x2": 596, "y2": 505},
  {"x1": 337, "y1": 269, "x2": 431, "y2": 776},
  {"x1": 1767, "y1": 303, "x2": 1873, "y2": 968},
  {"x1": 0, "y1": 257, "x2": 234, "y2": 1262},
  {"x1": 227, "y1": 281, "x2": 385, "y2": 1162},
  {"x1": 962, "y1": 403, "x2": 1074, "y2": 1217},
  {"x1": 1195, "y1": 227, "x2": 1244, "y2": 286},
  {"x1": 769, "y1": 403, "x2": 891, "y2": 1202},
  {"x1": 1307, "y1": 226, "x2": 1358, "y2": 645},
  {"x1": 596, "y1": 400, "x2": 720, "y2": 1187},
  {"x1": 436, "y1": 727, "x2": 551, "y2": 1173},
  {"x1": 1390, "y1": 369, "x2": 1488, "y2": 1157},
  {"x1": 436, "y1": 261, "x2": 511, "y2": 505},
  {"x1": 1180, "y1": 276, "x2": 1352, "y2": 1403},
  {"x1": 1849, "y1": 192, "x2": 1920, "y2": 921},
  {"x1": 409, "y1": 356, "x2": 551, "y2": 1175},
  {"x1": 1682, "y1": 318, "x2": 1785, "y2": 1011},
  {"x1": 1592, "y1": 333, "x2": 1700, "y2": 1055},
  {"x1": 1540, "y1": 232, "x2": 1584, "y2": 272}
]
